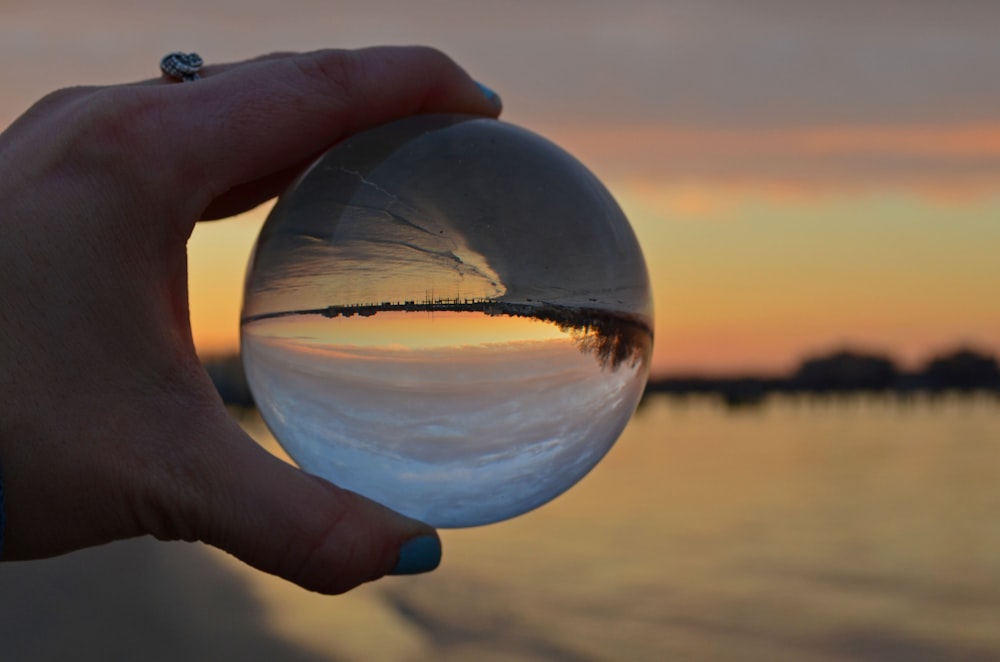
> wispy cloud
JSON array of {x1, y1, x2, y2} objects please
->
[{"x1": 541, "y1": 122, "x2": 1000, "y2": 196}]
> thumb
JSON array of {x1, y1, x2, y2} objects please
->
[{"x1": 156, "y1": 412, "x2": 440, "y2": 594}]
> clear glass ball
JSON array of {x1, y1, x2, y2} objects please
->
[{"x1": 241, "y1": 115, "x2": 653, "y2": 527}]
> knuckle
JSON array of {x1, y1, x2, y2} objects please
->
[
  {"x1": 397, "y1": 45, "x2": 461, "y2": 82},
  {"x1": 290, "y1": 50, "x2": 365, "y2": 101},
  {"x1": 285, "y1": 483, "x2": 387, "y2": 594},
  {"x1": 11, "y1": 85, "x2": 172, "y2": 196},
  {"x1": 57, "y1": 87, "x2": 198, "y2": 217},
  {"x1": 409, "y1": 45, "x2": 455, "y2": 68},
  {"x1": 3, "y1": 85, "x2": 152, "y2": 179},
  {"x1": 70, "y1": 87, "x2": 168, "y2": 165},
  {"x1": 26, "y1": 85, "x2": 101, "y2": 118}
]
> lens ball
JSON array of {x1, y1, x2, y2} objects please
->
[{"x1": 241, "y1": 115, "x2": 653, "y2": 527}]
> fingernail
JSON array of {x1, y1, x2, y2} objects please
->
[
  {"x1": 475, "y1": 81, "x2": 503, "y2": 111},
  {"x1": 390, "y1": 535, "x2": 442, "y2": 575}
]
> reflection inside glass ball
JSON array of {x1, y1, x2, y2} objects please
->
[{"x1": 241, "y1": 114, "x2": 653, "y2": 527}]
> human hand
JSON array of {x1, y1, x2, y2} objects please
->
[{"x1": 0, "y1": 47, "x2": 501, "y2": 593}]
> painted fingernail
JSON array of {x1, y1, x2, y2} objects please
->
[
  {"x1": 475, "y1": 81, "x2": 503, "y2": 111},
  {"x1": 390, "y1": 535, "x2": 442, "y2": 575}
]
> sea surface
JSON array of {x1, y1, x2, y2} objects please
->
[{"x1": 3, "y1": 396, "x2": 1000, "y2": 661}]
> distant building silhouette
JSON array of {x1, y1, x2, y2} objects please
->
[
  {"x1": 921, "y1": 347, "x2": 1000, "y2": 392},
  {"x1": 792, "y1": 350, "x2": 898, "y2": 393},
  {"x1": 645, "y1": 346, "x2": 1000, "y2": 408},
  {"x1": 204, "y1": 345, "x2": 1000, "y2": 409}
]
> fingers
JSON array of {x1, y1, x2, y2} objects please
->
[
  {"x1": 10, "y1": 47, "x2": 501, "y2": 225},
  {"x1": 149, "y1": 47, "x2": 501, "y2": 222},
  {"x1": 131, "y1": 51, "x2": 299, "y2": 87},
  {"x1": 138, "y1": 411, "x2": 440, "y2": 594}
]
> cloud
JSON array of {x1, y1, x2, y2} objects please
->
[
  {"x1": 5, "y1": 0, "x2": 1000, "y2": 131},
  {"x1": 542, "y1": 122, "x2": 1000, "y2": 195}
]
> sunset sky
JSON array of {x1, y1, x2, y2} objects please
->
[{"x1": 3, "y1": 0, "x2": 998, "y2": 376}]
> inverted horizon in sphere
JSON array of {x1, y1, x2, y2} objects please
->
[
  {"x1": 243, "y1": 314, "x2": 647, "y2": 526},
  {"x1": 242, "y1": 114, "x2": 652, "y2": 525}
]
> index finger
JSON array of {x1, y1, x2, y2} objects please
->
[{"x1": 135, "y1": 47, "x2": 502, "y2": 221}]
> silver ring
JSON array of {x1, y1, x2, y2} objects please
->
[{"x1": 160, "y1": 52, "x2": 203, "y2": 82}]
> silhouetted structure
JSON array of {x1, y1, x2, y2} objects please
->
[
  {"x1": 792, "y1": 350, "x2": 898, "y2": 393},
  {"x1": 205, "y1": 346, "x2": 1000, "y2": 409},
  {"x1": 644, "y1": 347, "x2": 1000, "y2": 408},
  {"x1": 922, "y1": 348, "x2": 1000, "y2": 392},
  {"x1": 241, "y1": 296, "x2": 653, "y2": 370}
]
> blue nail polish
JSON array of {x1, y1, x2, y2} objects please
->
[
  {"x1": 390, "y1": 535, "x2": 442, "y2": 575},
  {"x1": 475, "y1": 81, "x2": 503, "y2": 111}
]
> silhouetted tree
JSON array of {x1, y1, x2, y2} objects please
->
[
  {"x1": 920, "y1": 347, "x2": 1000, "y2": 392},
  {"x1": 565, "y1": 315, "x2": 652, "y2": 370},
  {"x1": 791, "y1": 349, "x2": 899, "y2": 393}
]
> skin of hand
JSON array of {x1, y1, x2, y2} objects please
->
[{"x1": 0, "y1": 47, "x2": 501, "y2": 594}]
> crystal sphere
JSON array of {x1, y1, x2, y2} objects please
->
[{"x1": 241, "y1": 114, "x2": 653, "y2": 527}]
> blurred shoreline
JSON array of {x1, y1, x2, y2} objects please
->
[
  {"x1": 645, "y1": 347, "x2": 1000, "y2": 408},
  {"x1": 204, "y1": 345, "x2": 1000, "y2": 411}
]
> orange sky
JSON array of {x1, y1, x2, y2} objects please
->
[
  {"x1": 5, "y1": 1, "x2": 999, "y2": 376},
  {"x1": 187, "y1": 179, "x2": 1000, "y2": 376}
]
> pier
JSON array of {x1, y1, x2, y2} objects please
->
[{"x1": 241, "y1": 296, "x2": 653, "y2": 370}]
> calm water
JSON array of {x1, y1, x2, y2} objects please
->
[{"x1": 3, "y1": 396, "x2": 1000, "y2": 661}]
